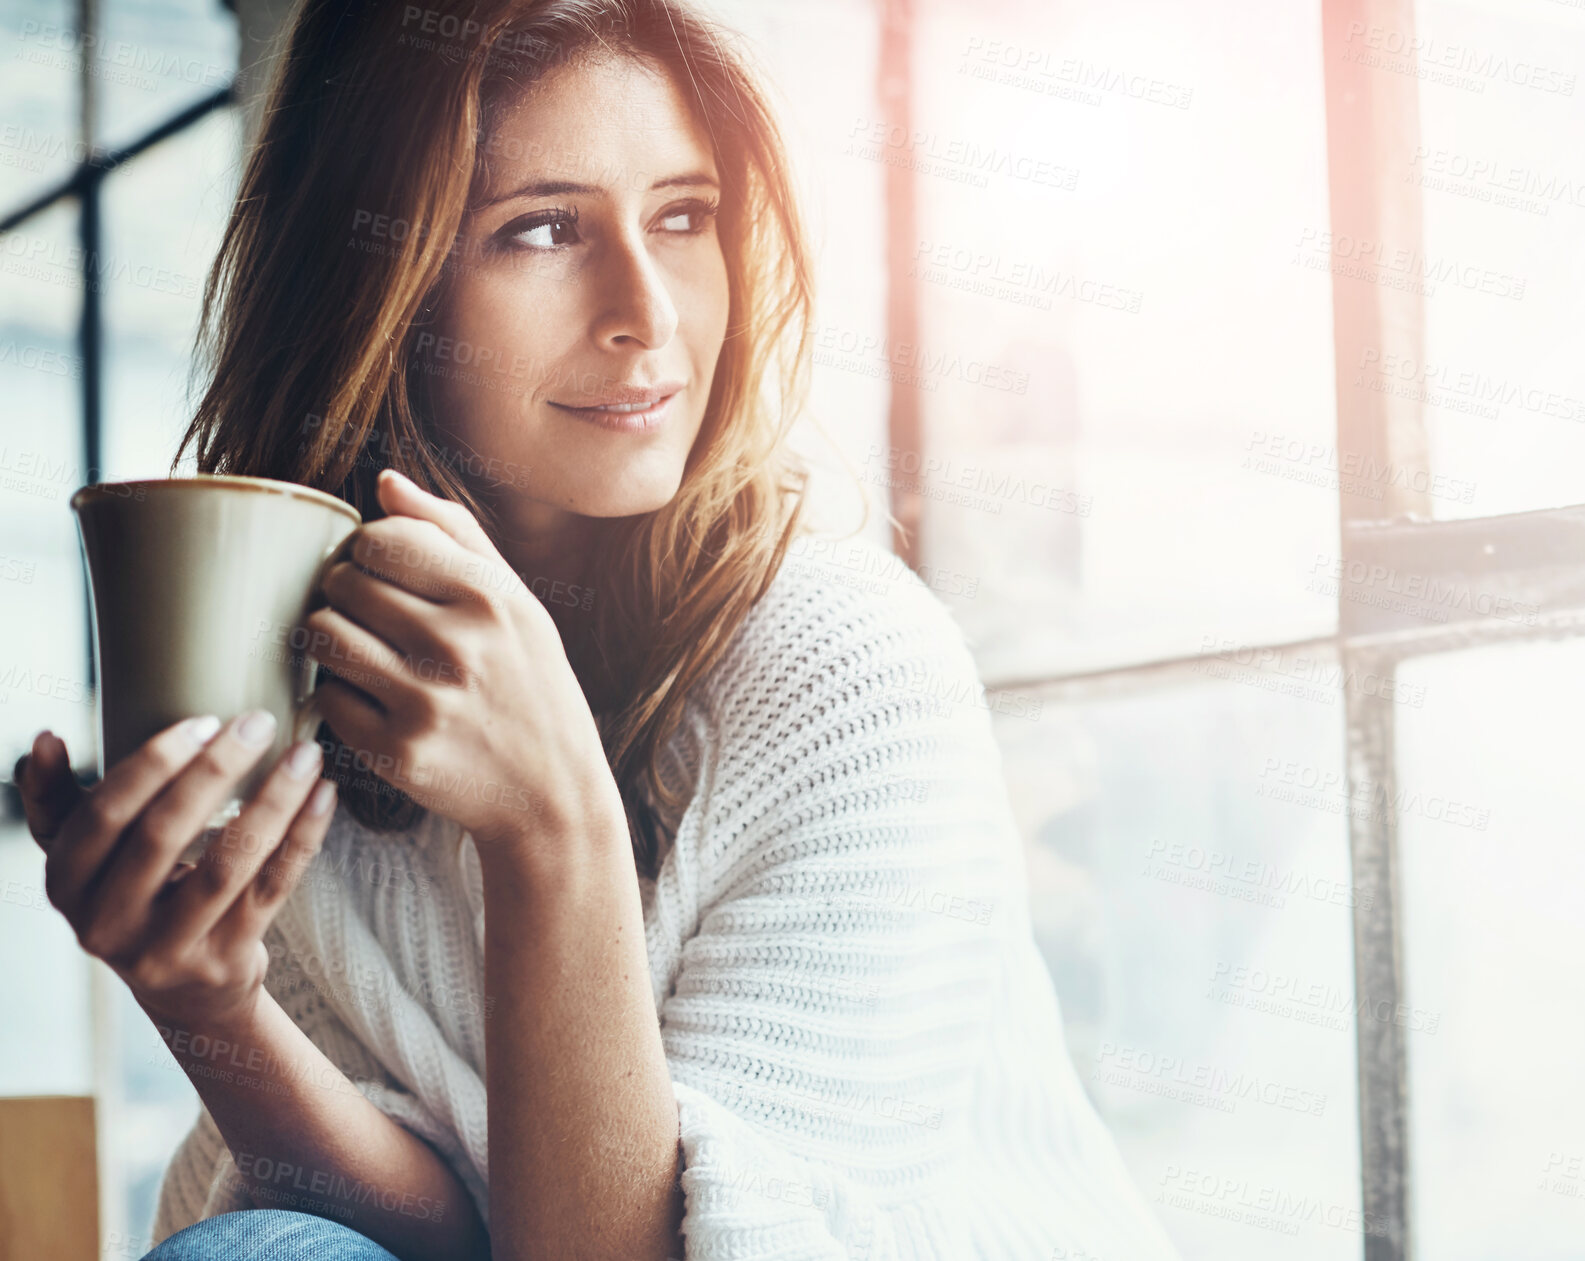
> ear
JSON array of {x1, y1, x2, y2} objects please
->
[{"x1": 376, "y1": 468, "x2": 501, "y2": 560}]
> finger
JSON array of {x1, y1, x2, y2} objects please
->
[
  {"x1": 148, "y1": 738, "x2": 328, "y2": 947},
  {"x1": 18, "y1": 732, "x2": 86, "y2": 849},
  {"x1": 301, "y1": 605, "x2": 426, "y2": 707},
  {"x1": 216, "y1": 776, "x2": 337, "y2": 949},
  {"x1": 45, "y1": 715, "x2": 224, "y2": 918},
  {"x1": 318, "y1": 558, "x2": 458, "y2": 668},
  {"x1": 306, "y1": 672, "x2": 388, "y2": 767},
  {"x1": 350, "y1": 515, "x2": 504, "y2": 609},
  {"x1": 377, "y1": 466, "x2": 501, "y2": 560},
  {"x1": 72, "y1": 710, "x2": 281, "y2": 952},
  {"x1": 349, "y1": 517, "x2": 466, "y2": 601}
]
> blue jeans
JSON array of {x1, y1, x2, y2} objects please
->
[{"x1": 141, "y1": 1209, "x2": 402, "y2": 1259}]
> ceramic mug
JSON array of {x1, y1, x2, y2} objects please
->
[{"x1": 70, "y1": 474, "x2": 361, "y2": 835}]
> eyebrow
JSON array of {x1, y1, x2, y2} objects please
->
[{"x1": 478, "y1": 171, "x2": 720, "y2": 210}]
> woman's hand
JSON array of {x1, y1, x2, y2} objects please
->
[
  {"x1": 13, "y1": 713, "x2": 337, "y2": 1029},
  {"x1": 301, "y1": 467, "x2": 622, "y2": 859}
]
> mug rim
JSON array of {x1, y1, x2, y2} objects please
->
[{"x1": 70, "y1": 473, "x2": 361, "y2": 525}]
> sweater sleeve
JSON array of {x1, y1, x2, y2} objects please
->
[
  {"x1": 659, "y1": 576, "x2": 1019, "y2": 1259},
  {"x1": 148, "y1": 919, "x2": 479, "y2": 1246}
]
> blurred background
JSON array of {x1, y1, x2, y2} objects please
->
[{"x1": 3, "y1": 0, "x2": 1584, "y2": 1258}]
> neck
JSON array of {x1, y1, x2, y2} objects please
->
[
  {"x1": 486, "y1": 502, "x2": 621, "y2": 714},
  {"x1": 486, "y1": 498, "x2": 598, "y2": 590}
]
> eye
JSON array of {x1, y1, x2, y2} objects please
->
[
  {"x1": 656, "y1": 197, "x2": 720, "y2": 235},
  {"x1": 501, "y1": 206, "x2": 581, "y2": 251}
]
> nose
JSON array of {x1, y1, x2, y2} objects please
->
[{"x1": 590, "y1": 230, "x2": 680, "y2": 350}]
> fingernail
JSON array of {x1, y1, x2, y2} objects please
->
[
  {"x1": 236, "y1": 709, "x2": 278, "y2": 748},
  {"x1": 184, "y1": 715, "x2": 222, "y2": 746},
  {"x1": 284, "y1": 740, "x2": 322, "y2": 779},
  {"x1": 308, "y1": 779, "x2": 337, "y2": 816}
]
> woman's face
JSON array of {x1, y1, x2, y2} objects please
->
[{"x1": 426, "y1": 51, "x2": 729, "y2": 545}]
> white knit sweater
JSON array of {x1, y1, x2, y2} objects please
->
[{"x1": 150, "y1": 532, "x2": 1183, "y2": 1260}]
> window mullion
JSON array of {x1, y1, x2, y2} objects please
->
[{"x1": 1321, "y1": 0, "x2": 1432, "y2": 1255}]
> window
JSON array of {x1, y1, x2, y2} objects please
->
[{"x1": 905, "y1": 1, "x2": 1585, "y2": 1257}]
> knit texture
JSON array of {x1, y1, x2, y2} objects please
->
[{"x1": 149, "y1": 533, "x2": 1182, "y2": 1260}]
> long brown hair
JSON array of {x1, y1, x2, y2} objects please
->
[{"x1": 173, "y1": 0, "x2": 839, "y2": 879}]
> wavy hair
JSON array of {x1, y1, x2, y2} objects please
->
[{"x1": 173, "y1": 0, "x2": 848, "y2": 879}]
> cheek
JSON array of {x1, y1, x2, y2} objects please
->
[
  {"x1": 432, "y1": 269, "x2": 580, "y2": 412},
  {"x1": 677, "y1": 247, "x2": 731, "y2": 358}
]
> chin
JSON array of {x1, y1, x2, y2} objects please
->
[{"x1": 569, "y1": 474, "x2": 685, "y2": 519}]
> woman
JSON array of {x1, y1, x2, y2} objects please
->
[{"x1": 16, "y1": 1, "x2": 1183, "y2": 1258}]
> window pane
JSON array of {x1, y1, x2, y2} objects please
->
[
  {"x1": 909, "y1": 0, "x2": 1337, "y2": 679},
  {"x1": 1, "y1": 0, "x2": 79, "y2": 209},
  {"x1": 101, "y1": 104, "x2": 240, "y2": 479},
  {"x1": 0, "y1": 196, "x2": 95, "y2": 1092},
  {"x1": 1398, "y1": 638, "x2": 1585, "y2": 1258},
  {"x1": 0, "y1": 196, "x2": 92, "y2": 764},
  {"x1": 1406, "y1": 0, "x2": 1585, "y2": 517},
  {"x1": 701, "y1": 0, "x2": 898, "y2": 546},
  {"x1": 0, "y1": 824, "x2": 94, "y2": 1099},
  {"x1": 93, "y1": 0, "x2": 235, "y2": 153},
  {"x1": 995, "y1": 667, "x2": 1362, "y2": 1259}
]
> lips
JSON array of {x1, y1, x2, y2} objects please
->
[
  {"x1": 549, "y1": 380, "x2": 685, "y2": 411},
  {"x1": 548, "y1": 381, "x2": 684, "y2": 433}
]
